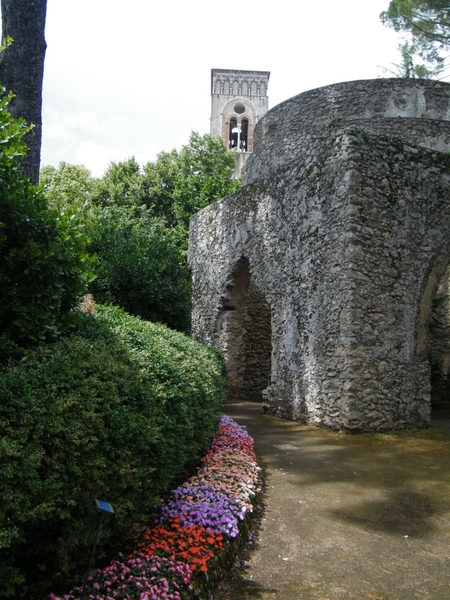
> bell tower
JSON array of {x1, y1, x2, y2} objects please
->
[{"x1": 210, "y1": 68, "x2": 270, "y2": 175}]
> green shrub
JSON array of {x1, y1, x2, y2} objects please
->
[
  {"x1": 89, "y1": 206, "x2": 191, "y2": 332},
  {"x1": 0, "y1": 88, "x2": 94, "y2": 344},
  {"x1": 0, "y1": 305, "x2": 225, "y2": 598}
]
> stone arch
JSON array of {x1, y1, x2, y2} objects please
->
[
  {"x1": 418, "y1": 254, "x2": 450, "y2": 408},
  {"x1": 221, "y1": 97, "x2": 256, "y2": 122},
  {"x1": 193, "y1": 79, "x2": 450, "y2": 431},
  {"x1": 218, "y1": 257, "x2": 272, "y2": 401}
]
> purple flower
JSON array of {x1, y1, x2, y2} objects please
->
[
  {"x1": 159, "y1": 484, "x2": 246, "y2": 537},
  {"x1": 50, "y1": 415, "x2": 260, "y2": 600}
]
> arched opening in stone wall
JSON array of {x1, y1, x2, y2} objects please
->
[
  {"x1": 219, "y1": 257, "x2": 272, "y2": 401},
  {"x1": 418, "y1": 263, "x2": 450, "y2": 418}
]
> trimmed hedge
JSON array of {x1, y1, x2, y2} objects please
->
[{"x1": 0, "y1": 305, "x2": 225, "y2": 598}]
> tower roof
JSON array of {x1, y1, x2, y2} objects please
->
[{"x1": 211, "y1": 68, "x2": 270, "y2": 93}]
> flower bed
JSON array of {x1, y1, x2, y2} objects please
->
[{"x1": 50, "y1": 415, "x2": 261, "y2": 600}]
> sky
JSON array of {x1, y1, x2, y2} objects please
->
[{"x1": 11, "y1": 0, "x2": 407, "y2": 177}]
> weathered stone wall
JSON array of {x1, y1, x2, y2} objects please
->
[
  {"x1": 189, "y1": 79, "x2": 450, "y2": 432},
  {"x1": 427, "y1": 264, "x2": 450, "y2": 403},
  {"x1": 244, "y1": 79, "x2": 450, "y2": 184}
]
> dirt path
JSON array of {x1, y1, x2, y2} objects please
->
[{"x1": 216, "y1": 401, "x2": 450, "y2": 600}]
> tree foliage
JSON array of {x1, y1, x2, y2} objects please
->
[
  {"x1": 40, "y1": 133, "x2": 239, "y2": 330},
  {"x1": 36, "y1": 132, "x2": 238, "y2": 331},
  {"x1": 89, "y1": 132, "x2": 240, "y2": 231},
  {"x1": 90, "y1": 157, "x2": 142, "y2": 208},
  {"x1": 89, "y1": 206, "x2": 191, "y2": 332},
  {"x1": 0, "y1": 89, "x2": 93, "y2": 344},
  {"x1": 40, "y1": 162, "x2": 97, "y2": 212},
  {"x1": 381, "y1": 0, "x2": 450, "y2": 78},
  {"x1": 138, "y1": 149, "x2": 180, "y2": 225},
  {"x1": 169, "y1": 132, "x2": 241, "y2": 231}
]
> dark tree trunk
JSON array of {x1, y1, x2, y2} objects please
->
[{"x1": 0, "y1": 0, "x2": 47, "y2": 184}]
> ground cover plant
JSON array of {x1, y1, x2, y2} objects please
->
[
  {"x1": 0, "y1": 305, "x2": 225, "y2": 598},
  {"x1": 50, "y1": 415, "x2": 261, "y2": 599}
]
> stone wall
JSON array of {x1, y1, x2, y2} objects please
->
[
  {"x1": 189, "y1": 79, "x2": 450, "y2": 432},
  {"x1": 244, "y1": 79, "x2": 450, "y2": 184}
]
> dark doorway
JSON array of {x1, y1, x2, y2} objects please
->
[
  {"x1": 220, "y1": 257, "x2": 272, "y2": 401},
  {"x1": 419, "y1": 263, "x2": 450, "y2": 426}
]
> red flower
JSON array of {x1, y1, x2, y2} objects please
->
[{"x1": 136, "y1": 515, "x2": 223, "y2": 572}]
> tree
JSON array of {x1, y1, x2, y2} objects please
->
[
  {"x1": 90, "y1": 132, "x2": 240, "y2": 239},
  {"x1": 89, "y1": 206, "x2": 191, "y2": 332},
  {"x1": 139, "y1": 149, "x2": 180, "y2": 226},
  {"x1": 90, "y1": 157, "x2": 142, "y2": 207},
  {"x1": 0, "y1": 0, "x2": 48, "y2": 183},
  {"x1": 172, "y1": 132, "x2": 241, "y2": 231},
  {"x1": 40, "y1": 162, "x2": 97, "y2": 213},
  {"x1": 38, "y1": 133, "x2": 239, "y2": 331},
  {"x1": 140, "y1": 132, "x2": 241, "y2": 234},
  {"x1": 381, "y1": 0, "x2": 450, "y2": 78}
]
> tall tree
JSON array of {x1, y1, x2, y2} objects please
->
[
  {"x1": 0, "y1": 0, "x2": 47, "y2": 183},
  {"x1": 381, "y1": 0, "x2": 450, "y2": 78},
  {"x1": 140, "y1": 132, "x2": 241, "y2": 232}
]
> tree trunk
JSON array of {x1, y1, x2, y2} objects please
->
[{"x1": 0, "y1": 0, "x2": 47, "y2": 184}]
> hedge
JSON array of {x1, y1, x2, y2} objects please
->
[{"x1": 0, "y1": 305, "x2": 225, "y2": 598}]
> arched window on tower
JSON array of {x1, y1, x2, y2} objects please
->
[
  {"x1": 229, "y1": 118, "x2": 238, "y2": 149},
  {"x1": 241, "y1": 118, "x2": 249, "y2": 152}
]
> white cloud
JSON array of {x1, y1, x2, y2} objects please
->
[
  {"x1": 43, "y1": 108, "x2": 100, "y2": 142},
  {"x1": 134, "y1": 144, "x2": 161, "y2": 167},
  {"x1": 73, "y1": 141, "x2": 162, "y2": 177},
  {"x1": 74, "y1": 140, "x2": 131, "y2": 177}
]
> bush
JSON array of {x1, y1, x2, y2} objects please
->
[
  {"x1": 89, "y1": 206, "x2": 191, "y2": 332},
  {"x1": 0, "y1": 305, "x2": 225, "y2": 598},
  {"x1": 0, "y1": 88, "x2": 94, "y2": 344}
]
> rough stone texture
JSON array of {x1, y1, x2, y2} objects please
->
[
  {"x1": 189, "y1": 78, "x2": 450, "y2": 432},
  {"x1": 243, "y1": 78, "x2": 450, "y2": 185}
]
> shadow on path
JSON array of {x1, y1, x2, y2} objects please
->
[{"x1": 216, "y1": 401, "x2": 450, "y2": 600}]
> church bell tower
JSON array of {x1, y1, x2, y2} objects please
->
[{"x1": 210, "y1": 68, "x2": 270, "y2": 176}]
